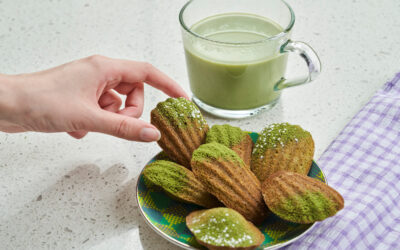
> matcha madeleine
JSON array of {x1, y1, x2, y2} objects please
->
[
  {"x1": 143, "y1": 160, "x2": 220, "y2": 208},
  {"x1": 191, "y1": 143, "x2": 269, "y2": 224},
  {"x1": 206, "y1": 124, "x2": 253, "y2": 167},
  {"x1": 186, "y1": 207, "x2": 265, "y2": 250},
  {"x1": 251, "y1": 123, "x2": 314, "y2": 182},
  {"x1": 262, "y1": 171, "x2": 344, "y2": 224},
  {"x1": 151, "y1": 97, "x2": 208, "y2": 169}
]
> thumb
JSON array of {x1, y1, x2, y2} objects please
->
[{"x1": 88, "y1": 110, "x2": 161, "y2": 142}]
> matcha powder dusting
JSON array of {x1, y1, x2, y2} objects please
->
[
  {"x1": 253, "y1": 123, "x2": 311, "y2": 157},
  {"x1": 143, "y1": 160, "x2": 187, "y2": 194},
  {"x1": 188, "y1": 208, "x2": 256, "y2": 248},
  {"x1": 155, "y1": 97, "x2": 207, "y2": 129},
  {"x1": 206, "y1": 124, "x2": 247, "y2": 147},
  {"x1": 192, "y1": 142, "x2": 245, "y2": 167}
]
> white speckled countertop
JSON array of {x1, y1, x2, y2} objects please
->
[{"x1": 0, "y1": 0, "x2": 399, "y2": 249}]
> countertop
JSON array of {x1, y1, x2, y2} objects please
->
[{"x1": 0, "y1": 0, "x2": 399, "y2": 249}]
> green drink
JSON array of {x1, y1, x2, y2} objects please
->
[
  {"x1": 179, "y1": 0, "x2": 321, "y2": 118},
  {"x1": 185, "y1": 13, "x2": 287, "y2": 110}
]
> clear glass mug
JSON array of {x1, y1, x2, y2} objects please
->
[{"x1": 179, "y1": 0, "x2": 321, "y2": 118}]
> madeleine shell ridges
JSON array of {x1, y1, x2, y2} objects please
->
[
  {"x1": 206, "y1": 124, "x2": 253, "y2": 167},
  {"x1": 206, "y1": 124, "x2": 247, "y2": 148},
  {"x1": 251, "y1": 123, "x2": 314, "y2": 181},
  {"x1": 262, "y1": 171, "x2": 344, "y2": 224},
  {"x1": 186, "y1": 207, "x2": 265, "y2": 250},
  {"x1": 151, "y1": 97, "x2": 209, "y2": 168},
  {"x1": 143, "y1": 160, "x2": 220, "y2": 208},
  {"x1": 191, "y1": 143, "x2": 269, "y2": 225},
  {"x1": 252, "y1": 123, "x2": 311, "y2": 156}
]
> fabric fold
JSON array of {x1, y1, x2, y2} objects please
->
[{"x1": 287, "y1": 73, "x2": 400, "y2": 249}]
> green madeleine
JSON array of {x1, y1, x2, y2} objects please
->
[
  {"x1": 187, "y1": 208, "x2": 259, "y2": 248},
  {"x1": 154, "y1": 97, "x2": 207, "y2": 128},
  {"x1": 143, "y1": 160, "x2": 187, "y2": 194},
  {"x1": 191, "y1": 142, "x2": 244, "y2": 167},
  {"x1": 253, "y1": 123, "x2": 311, "y2": 157},
  {"x1": 274, "y1": 191, "x2": 336, "y2": 223},
  {"x1": 206, "y1": 124, "x2": 247, "y2": 147}
]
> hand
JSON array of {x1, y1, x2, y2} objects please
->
[{"x1": 0, "y1": 55, "x2": 189, "y2": 141}]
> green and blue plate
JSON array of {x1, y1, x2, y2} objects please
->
[{"x1": 136, "y1": 132, "x2": 325, "y2": 249}]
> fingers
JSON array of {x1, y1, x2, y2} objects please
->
[
  {"x1": 87, "y1": 110, "x2": 161, "y2": 142},
  {"x1": 114, "y1": 82, "x2": 144, "y2": 117},
  {"x1": 98, "y1": 90, "x2": 122, "y2": 111},
  {"x1": 68, "y1": 90, "x2": 123, "y2": 140},
  {"x1": 103, "y1": 58, "x2": 189, "y2": 99},
  {"x1": 68, "y1": 130, "x2": 88, "y2": 139}
]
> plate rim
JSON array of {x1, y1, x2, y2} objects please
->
[
  {"x1": 136, "y1": 157, "x2": 198, "y2": 250},
  {"x1": 136, "y1": 137, "x2": 327, "y2": 249}
]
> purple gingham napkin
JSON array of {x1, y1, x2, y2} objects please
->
[{"x1": 286, "y1": 73, "x2": 400, "y2": 249}]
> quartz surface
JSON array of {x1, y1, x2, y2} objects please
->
[{"x1": 0, "y1": 0, "x2": 399, "y2": 249}]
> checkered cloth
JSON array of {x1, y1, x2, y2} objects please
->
[{"x1": 286, "y1": 73, "x2": 400, "y2": 250}]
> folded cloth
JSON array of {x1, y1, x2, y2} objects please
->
[{"x1": 286, "y1": 73, "x2": 400, "y2": 250}]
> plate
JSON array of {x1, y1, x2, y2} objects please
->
[{"x1": 136, "y1": 132, "x2": 326, "y2": 249}]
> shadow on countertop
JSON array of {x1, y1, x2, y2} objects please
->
[
  {"x1": 138, "y1": 214, "x2": 183, "y2": 250},
  {"x1": 0, "y1": 163, "x2": 140, "y2": 250}
]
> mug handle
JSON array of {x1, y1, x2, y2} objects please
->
[{"x1": 274, "y1": 40, "x2": 321, "y2": 91}]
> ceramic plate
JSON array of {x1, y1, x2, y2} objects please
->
[{"x1": 136, "y1": 132, "x2": 325, "y2": 249}]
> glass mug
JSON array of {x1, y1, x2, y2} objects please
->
[{"x1": 179, "y1": 0, "x2": 321, "y2": 118}]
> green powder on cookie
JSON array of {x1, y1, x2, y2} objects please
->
[
  {"x1": 275, "y1": 191, "x2": 335, "y2": 222},
  {"x1": 192, "y1": 142, "x2": 244, "y2": 167},
  {"x1": 155, "y1": 97, "x2": 207, "y2": 128},
  {"x1": 253, "y1": 123, "x2": 311, "y2": 157},
  {"x1": 206, "y1": 124, "x2": 247, "y2": 147},
  {"x1": 143, "y1": 160, "x2": 187, "y2": 193},
  {"x1": 189, "y1": 208, "x2": 255, "y2": 247}
]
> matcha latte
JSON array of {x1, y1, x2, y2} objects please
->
[
  {"x1": 184, "y1": 13, "x2": 287, "y2": 110},
  {"x1": 179, "y1": 0, "x2": 321, "y2": 118}
]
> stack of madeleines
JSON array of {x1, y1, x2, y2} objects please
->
[{"x1": 143, "y1": 97, "x2": 344, "y2": 250}]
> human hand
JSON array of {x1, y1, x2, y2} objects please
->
[{"x1": 0, "y1": 55, "x2": 189, "y2": 141}]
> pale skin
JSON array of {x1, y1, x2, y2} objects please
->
[{"x1": 0, "y1": 55, "x2": 189, "y2": 141}]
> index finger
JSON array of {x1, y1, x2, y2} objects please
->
[{"x1": 102, "y1": 57, "x2": 189, "y2": 99}]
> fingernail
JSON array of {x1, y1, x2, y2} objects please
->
[{"x1": 140, "y1": 128, "x2": 161, "y2": 141}]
